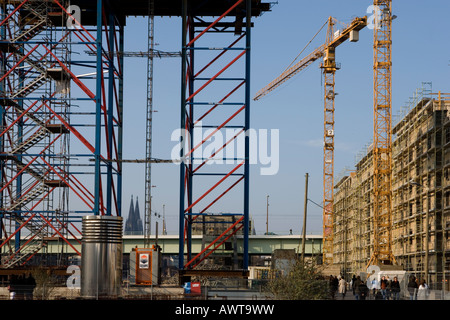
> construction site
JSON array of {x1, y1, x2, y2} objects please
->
[
  {"x1": 333, "y1": 85, "x2": 450, "y2": 293},
  {"x1": 0, "y1": 0, "x2": 448, "y2": 301}
]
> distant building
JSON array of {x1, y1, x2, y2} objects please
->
[{"x1": 124, "y1": 195, "x2": 143, "y2": 235}]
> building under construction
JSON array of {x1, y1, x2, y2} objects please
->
[
  {"x1": 0, "y1": 0, "x2": 273, "y2": 296},
  {"x1": 333, "y1": 84, "x2": 450, "y2": 290}
]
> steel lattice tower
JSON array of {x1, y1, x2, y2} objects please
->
[
  {"x1": 178, "y1": 0, "x2": 258, "y2": 280},
  {"x1": 369, "y1": 0, "x2": 396, "y2": 266}
]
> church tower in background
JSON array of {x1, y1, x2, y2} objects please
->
[{"x1": 124, "y1": 195, "x2": 143, "y2": 235}]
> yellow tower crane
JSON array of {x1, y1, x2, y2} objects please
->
[
  {"x1": 254, "y1": 16, "x2": 367, "y2": 265},
  {"x1": 368, "y1": 0, "x2": 396, "y2": 267}
]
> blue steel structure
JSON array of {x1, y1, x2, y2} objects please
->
[
  {"x1": 178, "y1": 0, "x2": 269, "y2": 280},
  {"x1": 0, "y1": 0, "x2": 124, "y2": 268},
  {"x1": 0, "y1": 0, "x2": 270, "y2": 274}
]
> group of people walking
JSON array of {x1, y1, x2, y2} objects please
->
[
  {"x1": 407, "y1": 275, "x2": 430, "y2": 300},
  {"x1": 366, "y1": 275, "x2": 401, "y2": 300},
  {"x1": 329, "y1": 273, "x2": 430, "y2": 300},
  {"x1": 330, "y1": 275, "x2": 401, "y2": 300}
]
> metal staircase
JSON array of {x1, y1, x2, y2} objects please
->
[
  {"x1": 0, "y1": 0, "x2": 70, "y2": 268},
  {"x1": 11, "y1": 127, "x2": 48, "y2": 154}
]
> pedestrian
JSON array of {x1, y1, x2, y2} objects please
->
[
  {"x1": 370, "y1": 276, "x2": 379, "y2": 297},
  {"x1": 407, "y1": 275, "x2": 418, "y2": 300},
  {"x1": 390, "y1": 276, "x2": 401, "y2": 300},
  {"x1": 11, "y1": 274, "x2": 26, "y2": 300},
  {"x1": 24, "y1": 273, "x2": 36, "y2": 300},
  {"x1": 329, "y1": 275, "x2": 338, "y2": 299},
  {"x1": 358, "y1": 279, "x2": 369, "y2": 300},
  {"x1": 351, "y1": 275, "x2": 357, "y2": 296},
  {"x1": 353, "y1": 275, "x2": 362, "y2": 300},
  {"x1": 380, "y1": 275, "x2": 388, "y2": 300},
  {"x1": 386, "y1": 276, "x2": 392, "y2": 300},
  {"x1": 7, "y1": 275, "x2": 17, "y2": 300},
  {"x1": 417, "y1": 279, "x2": 429, "y2": 300},
  {"x1": 338, "y1": 276, "x2": 347, "y2": 299}
]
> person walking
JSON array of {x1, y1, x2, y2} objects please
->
[
  {"x1": 358, "y1": 279, "x2": 369, "y2": 300},
  {"x1": 7, "y1": 275, "x2": 17, "y2": 300},
  {"x1": 370, "y1": 276, "x2": 379, "y2": 297},
  {"x1": 353, "y1": 276, "x2": 362, "y2": 300},
  {"x1": 380, "y1": 275, "x2": 388, "y2": 300},
  {"x1": 24, "y1": 273, "x2": 36, "y2": 300},
  {"x1": 329, "y1": 275, "x2": 338, "y2": 299},
  {"x1": 338, "y1": 276, "x2": 347, "y2": 299},
  {"x1": 350, "y1": 275, "x2": 357, "y2": 296},
  {"x1": 417, "y1": 279, "x2": 429, "y2": 300},
  {"x1": 407, "y1": 275, "x2": 418, "y2": 300},
  {"x1": 390, "y1": 276, "x2": 401, "y2": 300},
  {"x1": 386, "y1": 276, "x2": 392, "y2": 300}
]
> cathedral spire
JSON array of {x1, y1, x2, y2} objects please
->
[{"x1": 125, "y1": 195, "x2": 143, "y2": 235}]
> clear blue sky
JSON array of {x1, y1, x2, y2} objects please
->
[{"x1": 117, "y1": 0, "x2": 449, "y2": 236}]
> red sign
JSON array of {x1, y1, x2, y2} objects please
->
[{"x1": 191, "y1": 282, "x2": 201, "y2": 295}]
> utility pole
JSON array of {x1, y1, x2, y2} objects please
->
[
  {"x1": 144, "y1": 0, "x2": 155, "y2": 248},
  {"x1": 266, "y1": 195, "x2": 269, "y2": 235},
  {"x1": 162, "y1": 204, "x2": 166, "y2": 235},
  {"x1": 302, "y1": 173, "x2": 309, "y2": 263}
]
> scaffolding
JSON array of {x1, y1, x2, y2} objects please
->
[
  {"x1": 0, "y1": 0, "x2": 124, "y2": 268},
  {"x1": 0, "y1": 0, "x2": 271, "y2": 275},
  {"x1": 391, "y1": 86, "x2": 450, "y2": 290},
  {"x1": 178, "y1": 0, "x2": 253, "y2": 280},
  {"x1": 334, "y1": 85, "x2": 450, "y2": 291},
  {"x1": 178, "y1": 0, "x2": 270, "y2": 281}
]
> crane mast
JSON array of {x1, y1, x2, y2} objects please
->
[
  {"x1": 369, "y1": 0, "x2": 396, "y2": 266},
  {"x1": 321, "y1": 16, "x2": 366, "y2": 264},
  {"x1": 321, "y1": 17, "x2": 338, "y2": 265},
  {"x1": 253, "y1": 16, "x2": 366, "y2": 265}
]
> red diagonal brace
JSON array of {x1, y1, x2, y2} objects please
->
[
  {"x1": 185, "y1": 216, "x2": 244, "y2": 268},
  {"x1": 187, "y1": 104, "x2": 245, "y2": 158},
  {"x1": 0, "y1": 134, "x2": 61, "y2": 194},
  {"x1": 42, "y1": 45, "x2": 96, "y2": 100},
  {"x1": 53, "y1": 0, "x2": 96, "y2": 42},
  {"x1": 193, "y1": 128, "x2": 244, "y2": 173},
  {"x1": 40, "y1": 157, "x2": 94, "y2": 211},
  {"x1": 192, "y1": 224, "x2": 244, "y2": 269},
  {"x1": 186, "y1": 50, "x2": 246, "y2": 103},
  {"x1": 194, "y1": 80, "x2": 245, "y2": 126},
  {"x1": 186, "y1": 0, "x2": 244, "y2": 47},
  {"x1": 42, "y1": 100, "x2": 96, "y2": 154},
  {"x1": 0, "y1": 213, "x2": 36, "y2": 251},
  {"x1": 194, "y1": 33, "x2": 245, "y2": 78},
  {"x1": 38, "y1": 213, "x2": 81, "y2": 255},
  {"x1": 196, "y1": 176, "x2": 244, "y2": 220},
  {"x1": 184, "y1": 160, "x2": 244, "y2": 213},
  {"x1": 0, "y1": 0, "x2": 29, "y2": 27},
  {"x1": 0, "y1": 44, "x2": 39, "y2": 83},
  {"x1": 0, "y1": 185, "x2": 55, "y2": 252}
]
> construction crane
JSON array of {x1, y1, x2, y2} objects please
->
[
  {"x1": 368, "y1": 0, "x2": 396, "y2": 267},
  {"x1": 254, "y1": 15, "x2": 367, "y2": 265}
]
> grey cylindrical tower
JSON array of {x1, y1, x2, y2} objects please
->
[{"x1": 81, "y1": 215, "x2": 123, "y2": 299}]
